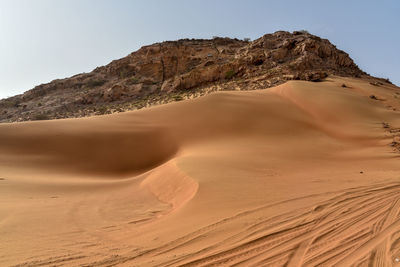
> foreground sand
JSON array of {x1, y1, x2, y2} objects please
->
[{"x1": 1, "y1": 77, "x2": 400, "y2": 266}]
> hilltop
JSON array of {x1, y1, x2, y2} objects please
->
[{"x1": 0, "y1": 30, "x2": 389, "y2": 122}]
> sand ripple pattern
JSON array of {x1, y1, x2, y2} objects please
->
[
  {"x1": 131, "y1": 182, "x2": 400, "y2": 267},
  {"x1": 9, "y1": 186, "x2": 400, "y2": 267}
]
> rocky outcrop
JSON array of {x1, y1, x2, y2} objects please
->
[{"x1": 0, "y1": 31, "x2": 381, "y2": 122}]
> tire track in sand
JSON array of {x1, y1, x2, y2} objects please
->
[
  {"x1": 166, "y1": 182, "x2": 400, "y2": 267},
  {"x1": 48, "y1": 182, "x2": 400, "y2": 266}
]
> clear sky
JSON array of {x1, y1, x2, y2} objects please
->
[{"x1": 0, "y1": 0, "x2": 399, "y2": 99}]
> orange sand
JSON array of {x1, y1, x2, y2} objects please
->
[{"x1": 1, "y1": 77, "x2": 400, "y2": 266}]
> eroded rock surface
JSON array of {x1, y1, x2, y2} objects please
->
[{"x1": 0, "y1": 31, "x2": 387, "y2": 122}]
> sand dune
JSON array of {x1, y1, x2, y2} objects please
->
[{"x1": 1, "y1": 77, "x2": 400, "y2": 266}]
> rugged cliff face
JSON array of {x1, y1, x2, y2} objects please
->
[{"x1": 0, "y1": 30, "x2": 388, "y2": 122}]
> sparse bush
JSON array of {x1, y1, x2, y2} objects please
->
[
  {"x1": 120, "y1": 70, "x2": 128, "y2": 79},
  {"x1": 128, "y1": 76, "x2": 140, "y2": 84},
  {"x1": 225, "y1": 70, "x2": 235, "y2": 80},
  {"x1": 173, "y1": 95, "x2": 184, "y2": 101},
  {"x1": 243, "y1": 38, "x2": 251, "y2": 42},
  {"x1": 97, "y1": 106, "x2": 108, "y2": 114},
  {"x1": 384, "y1": 78, "x2": 392, "y2": 84},
  {"x1": 32, "y1": 113, "x2": 50, "y2": 121},
  {"x1": 293, "y1": 30, "x2": 310, "y2": 35},
  {"x1": 87, "y1": 79, "x2": 106, "y2": 88}
]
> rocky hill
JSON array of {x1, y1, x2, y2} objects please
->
[{"x1": 0, "y1": 30, "x2": 390, "y2": 122}]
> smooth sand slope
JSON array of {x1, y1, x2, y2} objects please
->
[{"x1": 1, "y1": 77, "x2": 400, "y2": 266}]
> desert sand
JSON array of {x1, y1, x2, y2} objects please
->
[{"x1": 1, "y1": 77, "x2": 400, "y2": 266}]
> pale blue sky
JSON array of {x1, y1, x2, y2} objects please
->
[{"x1": 0, "y1": 0, "x2": 399, "y2": 99}]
